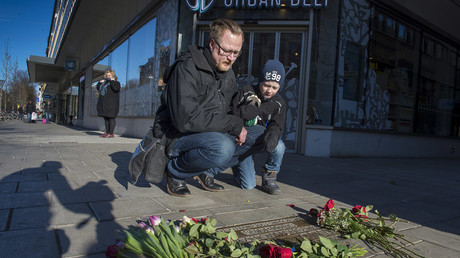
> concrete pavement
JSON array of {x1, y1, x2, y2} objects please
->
[{"x1": 0, "y1": 119, "x2": 459, "y2": 257}]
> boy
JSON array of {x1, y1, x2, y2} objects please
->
[{"x1": 232, "y1": 59, "x2": 287, "y2": 194}]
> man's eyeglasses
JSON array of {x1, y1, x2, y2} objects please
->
[{"x1": 214, "y1": 40, "x2": 242, "y2": 57}]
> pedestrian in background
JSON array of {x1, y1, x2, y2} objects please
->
[
  {"x1": 25, "y1": 100, "x2": 35, "y2": 123},
  {"x1": 43, "y1": 100, "x2": 53, "y2": 124},
  {"x1": 18, "y1": 105, "x2": 23, "y2": 120},
  {"x1": 97, "y1": 69, "x2": 120, "y2": 138}
]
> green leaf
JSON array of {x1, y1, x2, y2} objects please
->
[
  {"x1": 365, "y1": 205, "x2": 373, "y2": 212},
  {"x1": 351, "y1": 232, "x2": 361, "y2": 239},
  {"x1": 360, "y1": 233, "x2": 367, "y2": 240},
  {"x1": 300, "y1": 239, "x2": 312, "y2": 252},
  {"x1": 330, "y1": 247, "x2": 338, "y2": 256},
  {"x1": 320, "y1": 246, "x2": 330, "y2": 256},
  {"x1": 205, "y1": 238, "x2": 214, "y2": 247},
  {"x1": 185, "y1": 244, "x2": 199, "y2": 255},
  {"x1": 210, "y1": 218, "x2": 217, "y2": 227},
  {"x1": 319, "y1": 236, "x2": 334, "y2": 249},
  {"x1": 231, "y1": 248, "x2": 242, "y2": 257},
  {"x1": 189, "y1": 224, "x2": 199, "y2": 238},
  {"x1": 216, "y1": 232, "x2": 227, "y2": 239},
  {"x1": 228, "y1": 229, "x2": 238, "y2": 241},
  {"x1": 208, "y1": 248, "x2": 217, "y2": 256}
]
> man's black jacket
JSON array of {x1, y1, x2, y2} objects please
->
[{"x1": 153, "y1": 45, "x2": 244, "y2": 139}]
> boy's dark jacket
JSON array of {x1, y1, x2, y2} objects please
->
[
  {"x1": 232, "y1": 84, "x2": 286, "y2": 153},
  {"x1": 153, "y1": 45, "x2": 244, "y2": 140}
]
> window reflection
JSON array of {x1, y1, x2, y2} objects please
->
[{"x1": 127, "y1": 19, "x2": 156, "y2": 88}]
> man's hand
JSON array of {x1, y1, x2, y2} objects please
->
[{"x1": 235, "y1": 127, "x2": 247, "y2": 145}]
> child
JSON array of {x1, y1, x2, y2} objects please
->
[{"x1": 232, "y1": 59, "x2": 287, "y2": 194}]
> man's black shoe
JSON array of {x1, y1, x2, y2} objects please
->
[
  {"x1": 165, "y1": 171, "x2": 190, "y2": 197},
  {"x1": 194, "y1": 174, "x2": 224, "y2": 191}
]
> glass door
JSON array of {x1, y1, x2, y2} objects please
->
[{"x1": 201, "y1": 29, "x2": 307, "y2": 152}]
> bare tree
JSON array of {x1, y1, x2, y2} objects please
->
[
  {"x1": 9, "y1": 69, "x2": 35, "y2": 111},
  {"x1": 1, "y1": 39, "x2": 13, "y2": 111}
]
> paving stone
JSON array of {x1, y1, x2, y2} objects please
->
[
  {"x1": 10, "y1": 203, "x2": 96, "y2": 230},
  {"x1": 57, "y1": 219, "x2": 132, "y2": 257},
  {"x1": 402, "y1": 226, "x2": 460, "y2": 252},
  {"x1": 0, "y1": 209, "x2": 9, "y2": 231},
  {"x1": 0, "y1": 192, "x2": 50, "y2": 209},
  {"x1": 0, "y1": 228, "x2": 60, "y2": 258},
  {"x1": 89, "y1": 197, "x2": 169, "y2": 221},
  {"x1": 17, "y1": 180, "x2": 77, "y2": 193},
  {"x1": 0, "y1": 182, "x2": 17, "y2": 193},
  {"x1": 49, "y1": 184, "x2": 116, "y2": 205}
]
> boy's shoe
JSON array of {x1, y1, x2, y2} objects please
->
[
  {"x1": 261, "y1": 168, "x2": 281, "y2": 195},
  {"x1": 100, "y1": 133, "x2": 108, "y2": 137}
]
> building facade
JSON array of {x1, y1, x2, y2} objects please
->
[{"x1": 28, "y1": 0, "x2": 460, "y2": 157}]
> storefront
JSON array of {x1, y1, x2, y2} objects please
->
[{"x1": 28, "y1": 0, "x2": 460, "y2": 157}]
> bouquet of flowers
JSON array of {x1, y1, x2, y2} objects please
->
[
  {"x1": 310, "y1": 199, "x2": 422, "y2": 257},
  {"x1": 106, "y1": 214, "x2": 367, "y2": 257}
]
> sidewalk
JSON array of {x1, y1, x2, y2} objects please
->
[{"x1": 0, "y1": 119, "x2": 459, "y2": 257}]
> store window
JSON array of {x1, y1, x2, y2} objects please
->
[
  {"x1": 90, "y1": 18, "x2": 157, "y2": 117},
  {"x1": 415, "y1": 35, "x2": 457, "y2": 136},
  {"x1": 369, "y1": 10, "x2": 419, "y2": 132}
]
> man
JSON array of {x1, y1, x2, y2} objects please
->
[
  {"x1": 26, "y1": 100, "x2": 35, "y2": 123},
  {"x1": 153, "y1": 18, "x2": 264, "y2": 197}
]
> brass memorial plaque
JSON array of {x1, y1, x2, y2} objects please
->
[{"x1": 217, "y1": 215, "x2": 340, "y2": 244}]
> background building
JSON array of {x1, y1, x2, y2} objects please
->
[{"x1": 28, "y1": 0, "x2": 460, "y2": 157}]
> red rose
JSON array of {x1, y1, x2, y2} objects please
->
[
  {"x1": 273, "y1": 246, "x2": 293, "y2": 258},
  {"x1": 259, "y1": 244, "x2": 293, "y2": 258},
  {"x1": 259, "y1": 244, "x2": 275, "y2": 257},
  {"x1": 323, "y1": 199, "x2": 335, "y2": 212},
  {"x1": 106, "y1": 244, "x2": 119, "y2": 257},
  {"x1": 352, "y1": 205, "x2": 368, "y2": 219}
]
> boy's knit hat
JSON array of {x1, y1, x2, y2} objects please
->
[{"x1": 259, "y1": 59, "x2": 285, "y2": 88}]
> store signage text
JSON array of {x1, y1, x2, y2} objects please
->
[{"x1": 186, "y1": 0, "x2": 328, "y2": 13}]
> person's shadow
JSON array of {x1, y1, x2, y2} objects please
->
[{"x1": 0, "y1": 160, "x2": 123, "y2": 256}]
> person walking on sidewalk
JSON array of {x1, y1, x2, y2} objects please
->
[
  {"x1": 97, "y1": 69, "x2": 120, "y2": 138},
  {"x1": 153, "y1": 18, "x2": 265, "y2": 197},
  {"x1": 231, "y1": 59, "x2": 287, "y2": 194},
  {"x1": 25, "y1": 100, "x2": 35, "y2": 123}
]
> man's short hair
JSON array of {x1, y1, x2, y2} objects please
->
[{"x1": 209, "y1": 18, "x2": 244, "y2": 43}]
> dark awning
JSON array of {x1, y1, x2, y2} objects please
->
[{"x1": 27, "y1": 55, "x2": 67, "y2": 84}]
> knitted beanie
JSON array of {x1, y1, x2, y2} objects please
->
[{"x1": 259, "y1": 59, "x2": 285, "y2": 87}]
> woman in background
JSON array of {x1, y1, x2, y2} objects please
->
[{"x1": 97, "y1": 69, "x2": 120, "y2": 138}]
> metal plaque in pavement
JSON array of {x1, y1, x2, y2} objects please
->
[{"x1": 217, "y1": 214, "x2": 340, "y2": 244}]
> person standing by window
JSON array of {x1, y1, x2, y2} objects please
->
[{"x1": 97, "y1": 69, "x2": 121, "y2": 138}]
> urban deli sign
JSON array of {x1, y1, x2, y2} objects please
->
[{"x1": 186, "y1": 0, "x2": 328, "y2": 13}]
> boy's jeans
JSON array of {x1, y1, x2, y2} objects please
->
[
  {"x1": 233, "y1": 139, "x2": 286, "y2": 189},
  {"x1": 167, "y1": 125, "x2": 266, "y2": 180}
]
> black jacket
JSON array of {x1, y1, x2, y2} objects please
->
[
  {"x1": 232, "y1": 84, "x2": 286, "y2": 152},
  {"x1": 153, "y1": 45, "x2": 244, "y2": 138},
  {"x1": 97, "y1": 79, "x2": 121, "y2": 118},
  {"x1": 26, "y1": 103, "x2": 35, "y2": 114},
  {"x1": 44, "y1": 102, "x2": 53, "y2": 113}
]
